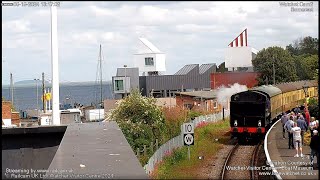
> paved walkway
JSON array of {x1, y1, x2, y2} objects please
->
[
  {"x1": 266, "y1": 120, "x2": 318, "y2": 179},
  {"x1": 46, "y1": 122, "x2": 149, "y2": 179}
]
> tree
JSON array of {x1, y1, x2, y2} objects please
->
[
  {"x1": 286, "y1": 36, "x2": 318, "y2": 56},
  {"x1": 293, "y1": 54, "x2": 319, "y2": 80},
  {"x1": 301, "y1": 55, "x2": 319, "y2": 80},
  {"x1": 299, "y1": 36, "x2": 318, "y2": 55},
  {"x1": 110, "y1": 89, "x2": 166, "y2": 151},
  {"x1": 252, "y1": 46, "x2": 298, "y2": 85},
  {"x1": 308, "y1": 98, "x2": 319, "y2": 119}
]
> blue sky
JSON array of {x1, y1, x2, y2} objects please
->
[{"x1": 2, "y1": 1, "x2": 318, "y2": 85}]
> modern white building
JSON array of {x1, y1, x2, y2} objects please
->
[
  {"x1": 224, "y1": 28, "x2": 258, "y2": 71},
  {"x1": 133, "y1": 38, "x2": 166, "y2": 76}
]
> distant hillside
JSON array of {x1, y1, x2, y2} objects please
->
[
  {"x1": 2, "y1": 80, "x2": 112, "y2": 88},
  {"x1": 15, "y1": 80, "x2": 50, "y2": 86}
]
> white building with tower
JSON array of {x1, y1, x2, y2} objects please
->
[
  {"x1": 112, "y1": 38, "x2": 167, "y2": 98},
  {"x1": 224, "y1": 28, "x2": 258, "y2": 71},
  {"x1": 133, "y1": 38, "x2": 166, "y2": 76}
]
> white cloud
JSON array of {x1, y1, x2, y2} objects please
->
[
  {"x1": 3, "y1": 20, "x2": 31, "y2": 33},
  {"x1": 139, "y1": 5, "x2": 169, "y2": 23},
  {"x1": 1, "y1": 1, "x2": 318, "y2": 85},
  {"x1": 175, "y1": 24, "x2": 227, "y2": 33},
  {"x1": 89, "y1": 5, "x2": 113, "y2": 16}
]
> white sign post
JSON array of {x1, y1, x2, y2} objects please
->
[{"x1": 183, "y1": 123, "x2": 194, "y2": 160}]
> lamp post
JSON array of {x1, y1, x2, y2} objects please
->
[
  {"x1": 34, "y1": 78, "x2": 40, "y2": 118},
  {"x1": 124, "y1": 65, "x2": 127, "y2": 97},
  {"x1": 302, "y1": 82, "x2": 309, "y2": 107}
]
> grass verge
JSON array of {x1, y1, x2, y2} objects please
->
[{"x1": 151, "y1": 119, "x2": 231, "y2": 179}]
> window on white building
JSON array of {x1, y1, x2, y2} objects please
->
[{"x1": 145, "y1": 57, "x2": 154, "y2": 66}]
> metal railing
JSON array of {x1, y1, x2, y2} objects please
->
[{"x1": 143, "y1": 109, "x2": 230, "y2": 174}]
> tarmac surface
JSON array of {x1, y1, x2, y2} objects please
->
[
  {"x1": 45, "y1": 121, "x2": 149, "y2": 179},
  {"x1": 2, "y1": 121, "x2": 149, "y2": 179},
  {"x1": 266, "y1": 120, "x2": 318, "y2": 179}
]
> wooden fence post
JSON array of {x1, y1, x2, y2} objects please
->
[
  {"x1": 144, "y1": 145, "x2": 147, "y2": 156},
  {"x1": 137, "y1": 148, "x2": 140, "y2": 157}
]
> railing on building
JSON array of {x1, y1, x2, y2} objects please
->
[{"x1": 143, "y1": 109, "x2": 230, "y2": 175}]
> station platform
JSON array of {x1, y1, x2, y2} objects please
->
[
  {"x1": 2, "y1": 122, "x2": 149, "y2": 179},
  {"x1": 266, "y1": 120, "x2": 318, "y2": 179}
]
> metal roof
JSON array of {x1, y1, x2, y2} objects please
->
[
  {"x1": 251, "y1": 85, "x2": 282, "y2": 97},
  {"x1": 174, "y1": 64, "x2": 198, "y2": 75},
  {"x1": 199, "y1": 64, "x2": 215, "y2": 74},
  {"x1": 139, "y1": 38, "x2": 162, "y2": 53},
  {"x1": 175, "y1": 90, "x2": 218, "y2": 99},
  {"x1": 275, "y1": 80, "x2": 318, "y2": 93}
]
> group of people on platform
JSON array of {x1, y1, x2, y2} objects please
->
[{"x1": 281, "y1": 105, "x2": 319, "y2": 167}]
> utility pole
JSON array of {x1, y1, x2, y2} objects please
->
[
  {"x1": 10, "y1": 73, "x2": 14, "y2": 107},
  {"x1": 273, "y1": 57, "x2": 276, "y2": 85},
  {"x1": 42, "y1": 72, "x2": 45, "y2": 113}
]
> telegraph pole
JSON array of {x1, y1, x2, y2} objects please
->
[{"x1": 42, "y1": 72, "x2": 45, "y2": 113}]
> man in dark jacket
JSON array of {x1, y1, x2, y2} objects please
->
[
  {"x1": 310, "y1": 130, "x2": 319, "y2": 168},
  {"x1": 297, "y1": 115, "x2": 308, "y2": 145},
  {"x1": 281, "y1": 113, "x2": 288, "y2": 139},
  {"x1": 284, "y1": 116, "x2": 294, "y2": 149},
  {"x1": 294, "y1": 105, "x2": 301, "y2": 115}
]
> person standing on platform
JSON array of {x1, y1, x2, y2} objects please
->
[
  {"x1": 297, "y1": 115, "x2": 308, "y2": 145},
  {"x1": 294, "y1": 105, "x2": 301, "y2": 115},
  {"x1": 284, "y1": 116, "x2": 294, "y2": 149},
  {"x1": 281, "y1": 113, "x2": 289, "y2": 139},
  {"x1": 304, "y1": 107, "x2": 310, "y2": 126},
  {"x1": 309, "y1": 130, "x2": 319, "y2": 167},
  {"x1": 309, "y1": 117, "x2": 317, "y2": 137},
  {"x1": 291, "y1": 122, "x2": 303, "y2": 157}
]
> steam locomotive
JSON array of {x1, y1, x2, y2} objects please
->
[{"x1": 230, "y1": 80, "x2": 318, "y2": 140}]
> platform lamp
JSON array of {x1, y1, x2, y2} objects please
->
[{"x1": 302, "y1": 82, "x2": 309, "y2": 107}]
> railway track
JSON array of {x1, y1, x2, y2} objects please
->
[
  {"x1": 221, "y1": 141, "x2": 262, "y2": 180},
  {"x1": 250, "y1": 142, "x2": 262, "y2": 180}
]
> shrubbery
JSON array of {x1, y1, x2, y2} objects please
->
[
  {"x1": 308, "y1": 98, "x2": 319, "y2": 118},
  {"x1": 110, "y1": 89, "x2": 166, "y2": 152},
  {"x1": 162, "y1": 106, "x2": 188, "y2": 139},
  {"x1": 110, "y1": 90, "x2": 210, "y2": 165}
]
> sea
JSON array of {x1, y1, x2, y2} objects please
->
[{"x1": 2, "y1": 82, "x2": 114, "y2": 111}]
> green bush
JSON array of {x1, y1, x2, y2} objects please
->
[
  {"x1": 308, "y1": 98, "x2": 319, "y2": 118},
  {"x1": 187, "y1": 110, "x2": 203, "y2": 119},
  {"x1": 110, "y1": 89, "x2": 166, "y2": 165},
  {"x1": 165, "y1": 148, "x2": 187, "y2": 165}
]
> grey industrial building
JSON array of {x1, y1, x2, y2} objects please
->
[{"x1": 112, "y1": 63, "x2": 216, "y2": 99}]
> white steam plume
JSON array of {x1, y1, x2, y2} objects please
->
[{"x1": 216, "y1": 83, "x2": 248, "y2": 109}]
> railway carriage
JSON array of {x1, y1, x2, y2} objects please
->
[{"x1": 230, "y1": 80, "x2": 318, "y2": 139}]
